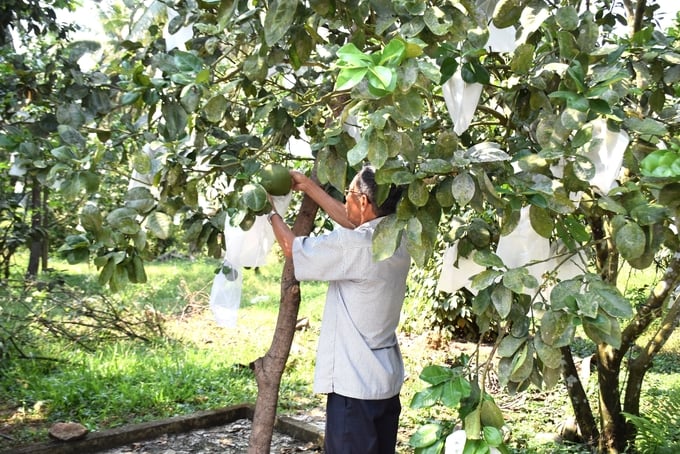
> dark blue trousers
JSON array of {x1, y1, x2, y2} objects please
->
[{"x1": 324, "y1": 392, "x2": 401, "y2": 454}]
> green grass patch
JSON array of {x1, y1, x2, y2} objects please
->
[{"x1": 1, "y1": 254, "x2": 679, "y2": 453}]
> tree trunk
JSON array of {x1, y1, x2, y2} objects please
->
[
  {"x1": 597, "y1": 344, "x2": 626, "y2": 453},
  {"x1": 561, "y1": 346, "x2": 598, "y2": 447},
  {"x1": 26, "y1": 177, "x2": 43, "y2": 277},
  {"x1": 248, "y1": 192, "x2": 319, "y2": 454},
  {"x1": 41, "y1": 185, "x2": 49, "y2": 271}
]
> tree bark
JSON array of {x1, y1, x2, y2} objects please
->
[
  {"x1": 622, "y1": 253, "x2": 680, "y2": 442},
  {"x1": 27, "y1": 177, "x2": 44, "y2": 277},
  {"x1": 248, "y1": 192, "x2": 319, "y2": 454},
  {"x1": 597, "y1": 344, "x2": 626, "y2": 453},
  {"x1": 561, "y1": 346, "x2": 599, "y2": 447}
]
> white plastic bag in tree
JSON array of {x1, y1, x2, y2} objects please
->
[
  {"x1": 487, "y1": 23, "x2": 517, "y2": 53},
  {"x1": 212, "y1": 193, "x2": 292, "y2": 327},
  {"x1": 445, "y1": 429, "x2": 467, "y2": 454},
  {"x1": 224, "y1": 193, "x2": 292, "y2": 268},
  {"x1": 551, "y1": 118, "x2": 629, "y2": 202},
  {"x1": 496, "y1": 206, "x2": 551, "y2": 292},
  {"x1": 209, "y1": 262, "x2": 243, "y2": 328},
  {"x1": 442, "y1": 70, "x2": 483, "y2": 136},
  {"x1": 224, "y1": 216, "x2": 274, "y2": 268},
  {"x1": 164, "y1": 7, "x2": 194, "y2": 51},
  {"x1": 587, "y1": 118, "x2": 629, "y2": 193},
  {"x1": 437, "y1": 243, "x2": 486, "y2": 295}
]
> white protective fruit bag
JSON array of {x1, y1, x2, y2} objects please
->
[
  {"x1": 209, "y1": 194, "x2": 292, "y2": 327},
  {"x1": 209, "y1": 262, "x2": 243, "y2": 328}
]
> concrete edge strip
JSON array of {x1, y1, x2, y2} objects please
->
[{"x1": 4, "y1": 404, "x2": 323, "y2": 454}]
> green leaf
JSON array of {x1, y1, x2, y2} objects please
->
[
  {"x1": 347, "y1": 138, "x2": 369, "y2": 166},
  {"x1": 240, "y1": 184, "x2": 268, "y2": 212},
  {"x1": 473, "y1": 250, "x2": 504, "y2": 268},
  {"x1": 576, "y1": 293, "x2": 599, "y2": 319},
  {"x1": 57, "y1": 124, "x2": 86, "y2": 146},
  {"x1": 555, "y1": 6, "x2": 579, "y2": 31},
  {"x1": 498, "y1": 335, "x2": 525, "y2": 358},
  {"x1": 614, "y1": 221, "x2": 646, "y2": 260},
  {"x1": 483, "y1": 426, "x2": 504, "y2": 447},
  {"x1": 424, "y1": 6, "x2": 452, "y2": 36},
  {"x1": 550, "y1": 279, "x2": 582, "y2": 312},
  {"x1": 264, "y1": 0, "x2": 298, "y2": 45},
  {"x1": 511, "y1": 43, "x2": 535, "y2": 75},
  {"x1": 316, "y1": 148, "x2": 347, "y2": 191},
  {"x1": 533, "y1": 333, "x2": 562, "y2": 369},
  {"x1": 492, "y1": 0, "x2": 525, "y2": 29},
  {"x1": 372, "y1": 214, "x2": 405, "y2": 262},
  {"x1": 435, "y1": 177, "x2": 455, "y2": 207},
  {"x1": 406, "y1": 217, "x2": 423, "y2": 247},
  {"x1": 464, "y1": 406, "x2": 482, "y2": 440},
  {"x1": 563, "y1": 215, "x2": 590, "y2": 242},
  {"x1": 441, "y1": 376, "x2": 471, "y2": 408},
  {"x1": 502, "y1": 267, "x2": 538, "y2": 294},
  {"x1": 491, "y1": 285, "x2": 513, "y2": 318},
  {"x1": 470, "y1": 269, "x2": 503, "y2": 292},
  {"x1": 242, "y1": 54, "x2": 267, "y2": 83},
  {"x1": 335, "y1": 67, "x2": 368, "y2": 91},
  {"x1": 368, "y1": 134, "x2": 389, "y2": 168},
  {"x1": 161, "y1": 101, "x2": 188, "y2": 141},
  {"x1": 78, "y1": 170, "x2": 100, "y2": 194},
  {"x1": 597, "y1": 196, "x2": 627, "y2": 214},
  {"x1": 180, "y1": 85, "x2": 201, "y2": 113},
  {"x1": 204, "y1": 94, "x2": 228, "y2": 123},
  {"x1": 394, "y1": 90, "x2": 423, "y2": 122},
  {"x1": 540, "y1": 311, "x2": 575, "y2": 347},
  {"x1": 420, "y1": 159, "x2": 453, "y2": 174},
  {"x1": 410, "y1": 384, "x2": 443, "y2": 409},
  {"x1": 80, "y1": 204, "x2": 103, "y2": 233},
  {"x1": 510, "y1": 342, "x2": 534, "y2": 382},
  {"x1": 378, "y1": 39, "x2": 406, "y2": 66},
  {"x1": 590, "y1": 279, "x2": 633, "y2": 318},
  {"x1": 106, "y1": 207, "x2": 140, "y2": 235},
  {"x1": 419, "y1": 365, "x2": 455, "y2": 385},
  {"x1": 336, "y1": 43, "x2": 373, "y2": 67},
  {"x1": 630, "y1": 204, "x2": 670, "y2": 226},
  {"x1": 624, "y1": 117, "x2": 668, "y2": 137},
  {"x1": 146, "y1": 211, "x2": 173, "y2": 240},
  {"x1": 452, "y1": 172, "x2": 476, "y2": 206},
  {"x1": 658, "y1": 183, "x2": 680, "y2": 208},
  {"x1": 529, "y1": 205, "x2": 553, "y2": 238},
  {"x1": 125, "y1": 186, "x2": 156, "y2": 214},
  {"x1": 367, "y1": 65, "x2": 397, "y2": 92},
  {"x1": 408, "y1": 423, "x2": 443, "y2": 448},
  {"x1": 408, "y1": 179, "x2": 429, "y2": 207},
  {"x1": 173, "y1": 51, "x2": 203, "y2": 72},
  {"x1": 583, "y1": 311, "x2": 621, "y2": 348}
]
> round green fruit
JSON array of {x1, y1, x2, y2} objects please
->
[{"x1": 260, "y1": 164, "x2": 292, "y2": 196}]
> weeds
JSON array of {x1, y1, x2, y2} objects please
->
[{"x1": 1, "y1": 256, "x2": 679, "y2": 453}]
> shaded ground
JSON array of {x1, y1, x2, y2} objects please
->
[{"x1": 101, "y1": 417, "x2": 323, "y2": 454}]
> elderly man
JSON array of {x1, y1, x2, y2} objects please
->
[{"x1": 267, "y1": 165, "x2": 410, "y2": 454}]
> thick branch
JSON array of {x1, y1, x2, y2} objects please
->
[
  {"x1": 619, "y1": 252, "x2": 680, "y2": 360},
  {"x1": 621, "y1": 0, "x2": 647, "y2": 35},
  {"x1": 624, "y1": 293, "x2": 680, "y2": 415}
]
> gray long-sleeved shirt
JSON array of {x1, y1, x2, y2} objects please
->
[{"x1": 292, "y1": 217, "x2": 410, "y2": 400}]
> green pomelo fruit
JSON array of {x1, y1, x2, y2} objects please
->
[{"x1": 260, "y1": 164, "x2": 292, "y2": 196}]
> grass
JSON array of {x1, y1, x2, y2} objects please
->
[{"x1": 1, "y1": 253, "x2": 679, "y2": 453}]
